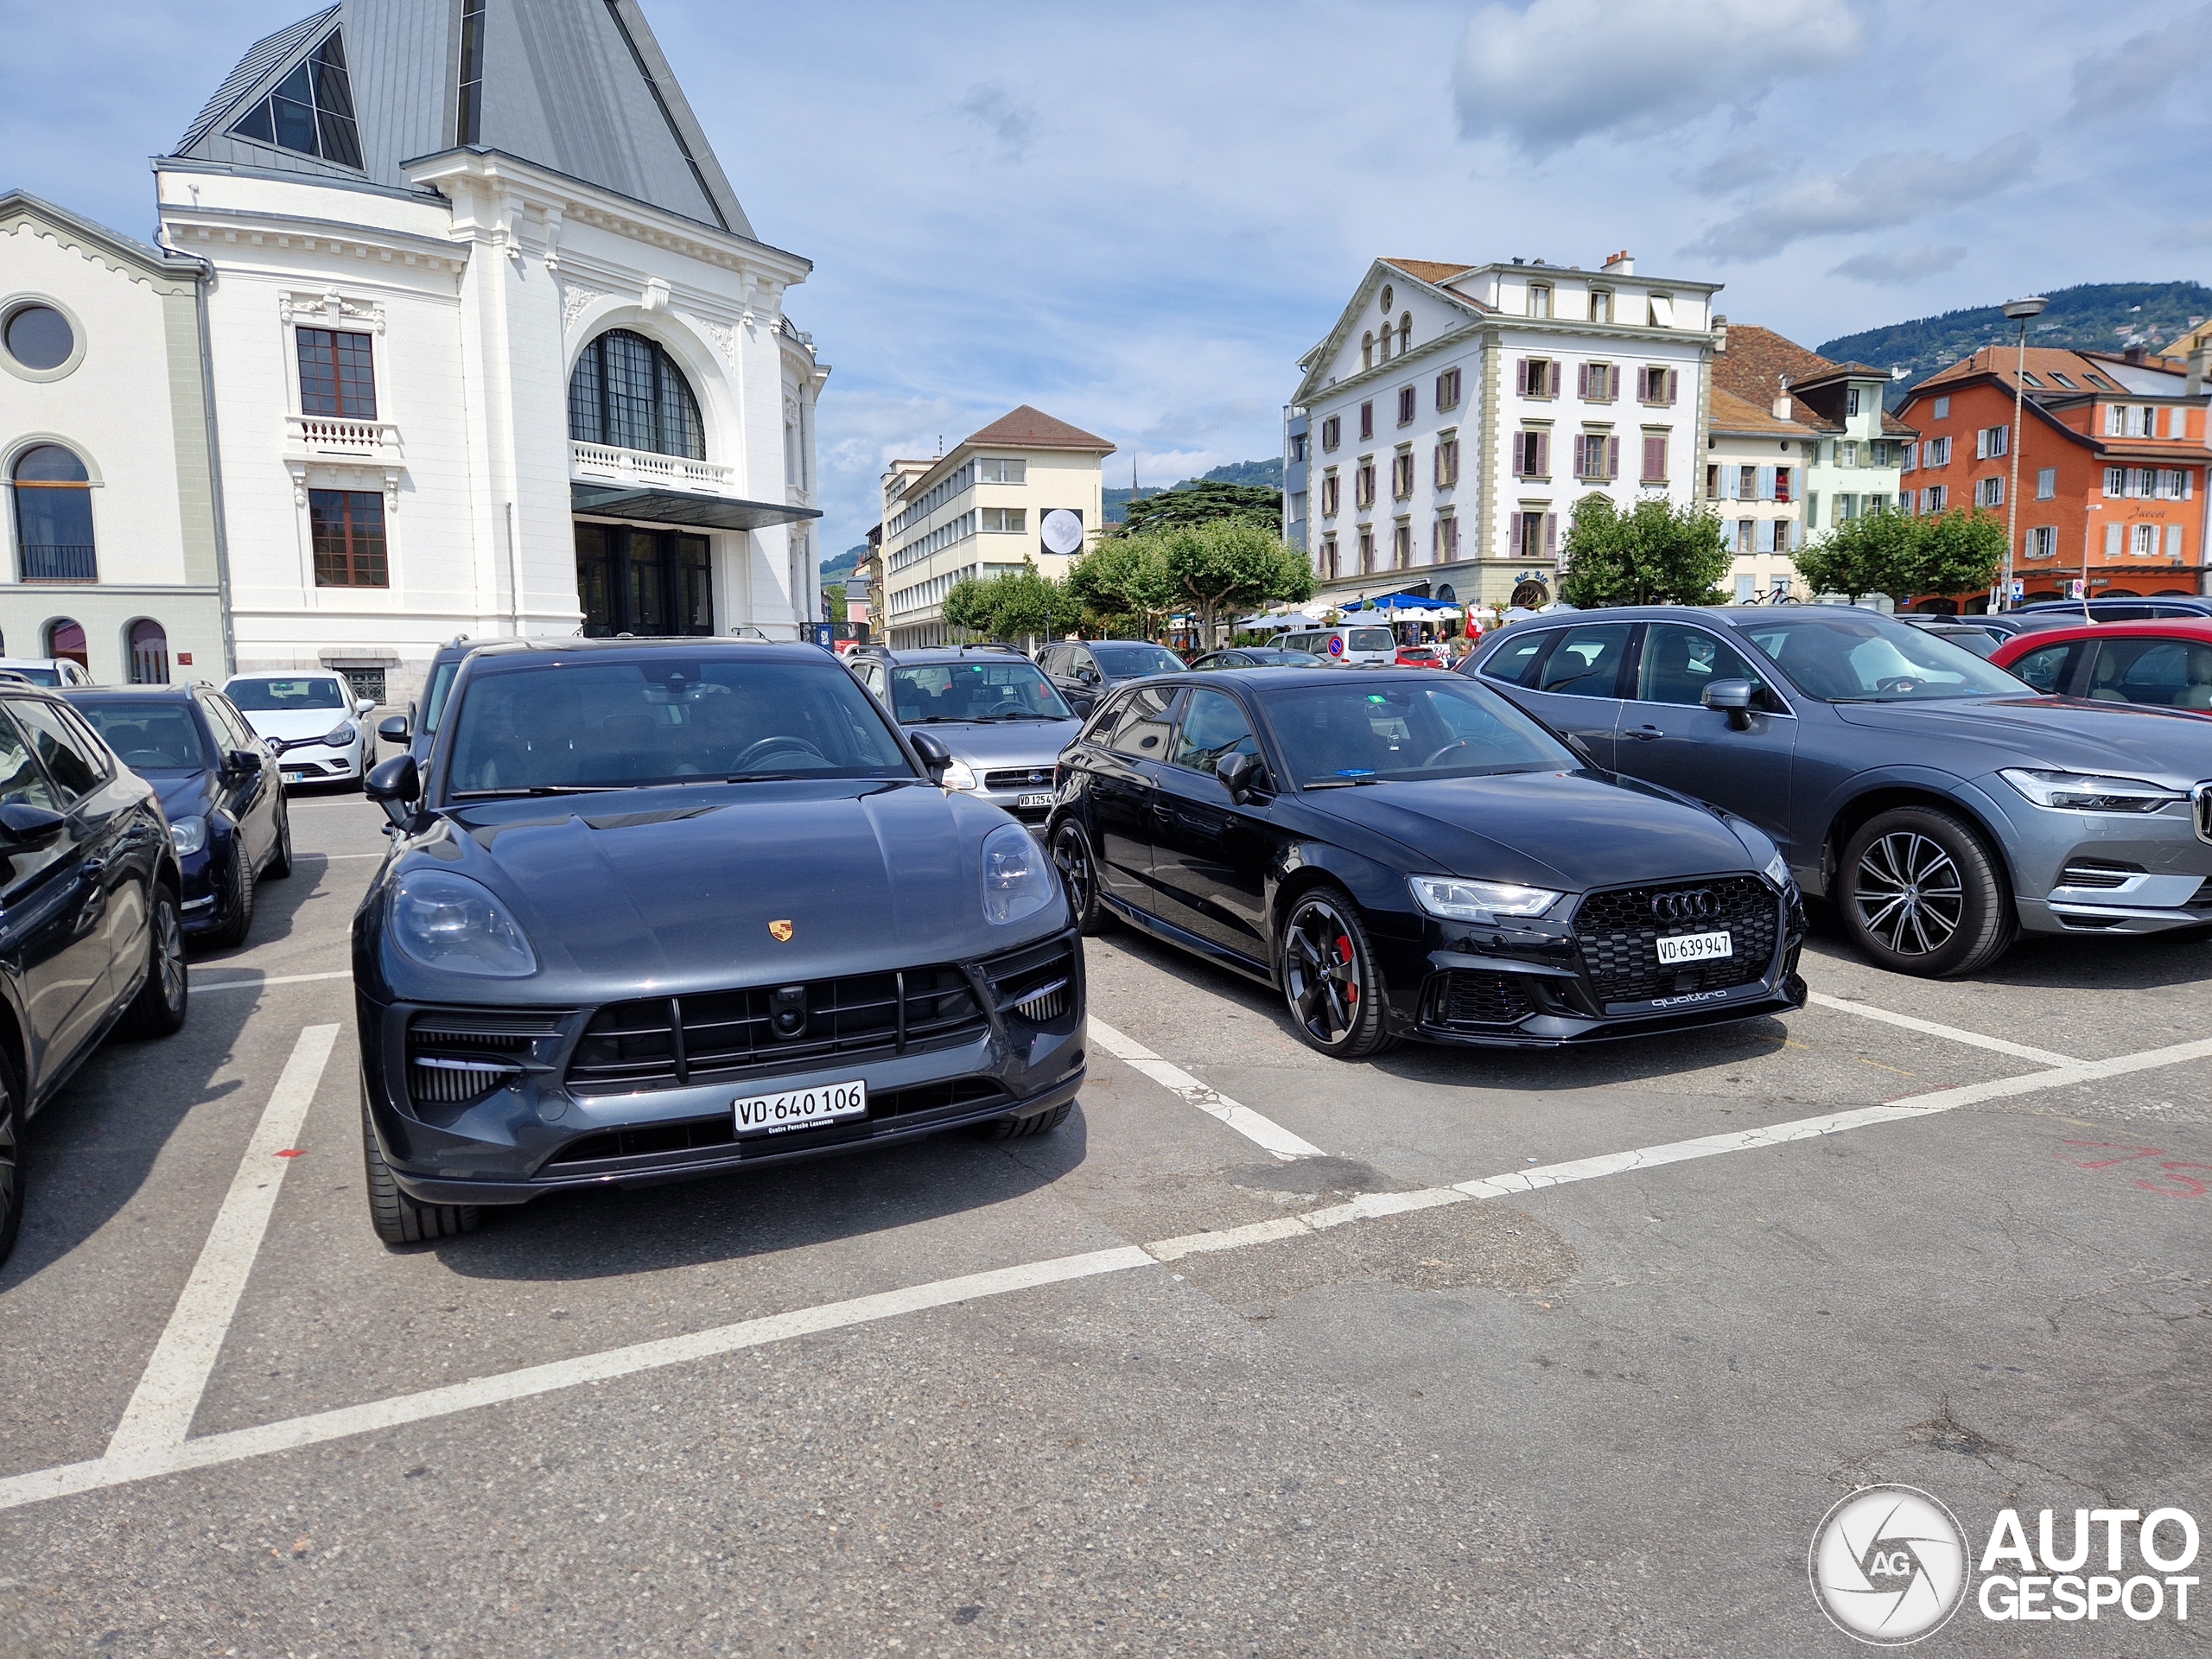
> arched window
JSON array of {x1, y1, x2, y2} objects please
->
[
  {"x1": 129, "y1": 620, "x2": 169, "y2": 684},
  {"x1": 1362, "y1": 331, "x2": 1374, "y2": 371},
  {"x1": 567, "y1": 329, "x2": 704, "y2": 459},
  {"x1": 1398, "y1": 312, "x2": 1413, "y2": 354},
  {"x1": 10, "y1": 444, "x2": 96, "y2": 582},
  {"x1": 47, "y1": 619, "x2": 86, "y2": 671}
]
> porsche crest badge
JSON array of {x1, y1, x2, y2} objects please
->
[{"x1": 768, "y1": 919, "x2": 795, "y2": 943}]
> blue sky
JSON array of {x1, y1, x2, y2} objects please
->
[{"x1": 7, "y1": 0, "x2": 2209, "y2": 557}]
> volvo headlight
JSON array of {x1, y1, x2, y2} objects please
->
[
  {"x1": 169, "y1": 815, "x2": 207, "y2": 857},
  {"x1": 391, "y1": 870, "x2": 537, "y2": 976},
  {"x1": 323, "y1": 721, "x2": 359, "y2": 747},
  {"x1": 1998, "y1": 768, "x2": 2183, "y2": 814},
  {"x1": 1408, "y1": 875, "x2": 1561, "y2": 923},
  {"x1": 982, "y1": 822, "x2": 1055, "y2": 925},
  {"x1": 939, "y1": 758, "x2": 979, "y2": 791}
]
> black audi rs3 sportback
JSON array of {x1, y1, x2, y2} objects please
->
[
  {"x1": 1046, "y1": 668, "x2": 1807, "y2": 1060},
  {"x1": 353, "y1": 638, "x2": 1085, "y2": 1246}
]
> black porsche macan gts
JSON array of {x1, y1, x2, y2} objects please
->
[
  {"x1": 353, "y1": 639, "x2": 1084, "y2": 1246},
  {"x1": 1046, "y1": 668, "x2": 1808, "y2": 1058}
]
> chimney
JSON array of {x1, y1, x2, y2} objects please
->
[
  {"x1": 2123, "y1": 345, "x2": 2145, "y2": 366},
  {"x1": 2189, "y1": 346, "x2": 2207, "y2": 398},
  {"x1": 1712, "y1": 313, "x2": 1729, "y2": 352},
  {"x1": 1601, "y1": 250, "x2": 1634, "y2": 275}
]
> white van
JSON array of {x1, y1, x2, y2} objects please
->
[{"x1": 1268, "y1": 624, "x2": 1396, "y2": 666}]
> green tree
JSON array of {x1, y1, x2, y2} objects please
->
[
  {"x1": 1794, "y1": 508, "x2": 1920, "y2": 607},
  {"x1": 824, "y1": 583, "x2": 848, "y2": 624},
  {"x1": 939, "y1": 575, "x2": 996, "y2": 638},
  {"x1": 1067, "y1": 537, "x2": 1174, "y2": 637},
  {"x1": 1556, "y1": 495, "x2": 1731, "y2": 608},
  {"x1": 1154, "y1": 518, "x2": 1314, "y2": 647},
  {"x1": 1119, "y1": 480, "x2": 1282, "y2": 537},
  {"x1": 938, "y1": 563, "x2": 1078, "y2": 643},
  {"x1": 1906, "y1": 507, "x2": 2007, "y2": 603}
]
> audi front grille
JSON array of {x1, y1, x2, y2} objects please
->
[{"x1": 1571, "y1": 876, "x2": 1780, "y2": 1007}]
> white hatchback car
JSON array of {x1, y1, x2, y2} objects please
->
[
  {"x1": 223, "y1": 671, "x2": 377, "y2": 788},
  {"x1": 0, "y1": 656, "x2": 95, "y2": 688}
]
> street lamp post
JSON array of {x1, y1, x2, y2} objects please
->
[{"x1": 1999, "y1": 296, "x2": 2049, "y2": 611}]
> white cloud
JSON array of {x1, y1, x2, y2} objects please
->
[
  {"x1": 1454, "y1": 0, "x2": 1866, "y2": 154},
  {"x1": 1689, "y1": 146, "x2": 1797, "y2": 199},
  {"x1": 957, "y1": 80, "x2": 1039, "y2": 162},
  {"x1": 1828, "y1": 245, "x2": 1968, "y2": 284},
  {"x1": 2158, "y1": 220, "x2": 2212, "y2": 249},
  {"x1": 1685, "y1": 137, "x2": 2037, "y2": 262},
  {"x1": 2068, "y1": 3, "x2": 2212, "y2": 122}
]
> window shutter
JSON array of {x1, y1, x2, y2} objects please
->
[
  {"x1": 1515, "y1": 359, "x2": 1529, "y2": 396},
  {"x1": 1665, "y1": 370, "x2": 1678, "y2": 404},
  {"x1": 1536, "y1": 431, "x2": 1550, "y2": 475},
  {"x1": 1635, "y1": 367, "x2": 1648, "y2": 401},
  {"x1": 2188, "y1": 470, "x2": 2196, "y2": 500},
  {"x1": 2167, "y1": 524, "x2": 2185, "y2": 558},
  {"x1": 1606, "y1": 435, "x2": 1620, "y2": 480},
  {"x1": 1543, "y1": 513, "x2": 1557, "y2": 556},
  {"x1": 1548, "y1": 361, "x2": 1562, "y2": 396},
  {"x1": 1577, "y1": 363, "x2": 1589, "y2": 398},
  {"x1": 2104, "y1": 523, "x2": 2122, "y2": 557}
]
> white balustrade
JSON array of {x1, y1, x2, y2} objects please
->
[{"x1": 569, "y1": 441, "x2": 735, "y2": 493}]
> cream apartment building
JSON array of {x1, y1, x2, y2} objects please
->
[
  {"x1": 1706, "y1": 384, "x2": 1810, "y2": 602},
  {"x1": 880, "y1": 405, "x2": 1113, "y2": 647},
  {"x1": 1289, "y1": 251, "x2": 1722, "y2": 612}
]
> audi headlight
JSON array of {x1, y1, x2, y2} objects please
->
[
  {"x1": 939, "y1": 758, "x2": 979, "y2": 791},
  {"x1": 1763, "y1": 850, "x2": 1792, "y2": 890},
  {"x1": 169, "y1": 815, "x2": 207, "y2": 857},
  {"x1": 1408, "y1": 875, "x2": 1561, "y2": 923},
  {"x1": 324, "y1": 721, "x2": 359, "y2": 747},
  {"x1": 1998, "y1": 768, "x2": 2183, "y2": 814},
  {"x1": 391, "y1": 870, "x2": 537, "y2": 977},
  {"x1": 982, "y1": 822, "x2": 1055, "y2": 925}
]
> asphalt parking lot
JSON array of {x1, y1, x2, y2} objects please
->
[{"x1": 0, "y1": 793, "x2": 2207, "y2": 1656}]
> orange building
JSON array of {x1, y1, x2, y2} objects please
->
[{"x1": 1893, "y1": 346, "x2": 2211, "y2": 610}]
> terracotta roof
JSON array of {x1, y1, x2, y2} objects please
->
[
  {"x1": 1909, "y1": 346, "x2": 2149, "y2": 397},
  {"x1": 962, "y1": 405, "x2": 1116, "y2": 454},
  {"x1": 1707, "y1": 385, "x2": 1812, "y2": 439},
  {"x1": 1383, "y1": 258, "x2": 1477, "y2": 286},
  {"x1": 1712, "y1": 324, "x2": 1840, "y2": 408}
]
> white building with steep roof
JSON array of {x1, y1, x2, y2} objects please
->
[{"x1": 3, "y1": 0, "x2": 823, "y2": 705}]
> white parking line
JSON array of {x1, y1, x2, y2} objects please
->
[
  {"x1": 4, "y1": 1024, "x2": 2204, "y2": 1516},
  {"x1": 193, "y1": 971, "x2": 353, "y2": 995},
  {"x1": 1807, "y1": 991, "x2": 2082, "y2": 1067},
  {"x1": 1087, "y1": 1017, "x2": 1323, "y2": 1160},
  {"x1": 103, "y1": 1026, "x2": 340, "y2": 1462}
]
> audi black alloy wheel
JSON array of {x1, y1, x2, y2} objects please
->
[{"x1": 1279, "y1": 887, "x2": 1396, "y2": 1059}]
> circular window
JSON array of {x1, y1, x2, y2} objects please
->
[{"x1": 4, "y1": 305, "x2": 74, "y2": 372}]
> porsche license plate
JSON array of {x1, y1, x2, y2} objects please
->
[
  {"x1": 1655, "y1": 931, "x2": 1732, "y2": 965},
  {"x1": 734, "y1": 1079, "x2": 867, "y2": 1137}
]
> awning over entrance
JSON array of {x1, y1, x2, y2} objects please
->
[{"x1": 569, "y1": 484, "x2": 823, "y2": 532}]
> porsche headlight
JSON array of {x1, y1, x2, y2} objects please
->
[
  {"x1": 1408, "y1": 875, "x2": 1561, "y2": 923},
  {"x1": 939, "y1": 758, "x2": 979, "y2": 791},
  {"x1": 391, "y1": 870, "x2": 537, "y2": 976},
  {"x1": 169, "y1": 815, "x2": 207, "y2": 857},
  {"x1": 982, "y1": 822, "x2": 1055, "y2": 925},
  {"x1": 1998, "y1": 768, "x2": 2183, "y2": 814}
]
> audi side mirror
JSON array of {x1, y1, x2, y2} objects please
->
[
  {"x1": 909, "y1": 730, "x2": 953, "y2": 785},
  {"x1": 1700, "y1": 678, "x2": 1757, "y2": 730},
  {"x1": 0, "y1": 803, "x2": 67, "y2": 849},
  {"x1": 378, "y1": 714, "x2": 410, "y2": 744},
  {"x1": 1216, "y1": 751, "x2": 1268, "y2": 804},
  {"x1": 222, "y1": 748, "x2": 263, "y2": 779}
]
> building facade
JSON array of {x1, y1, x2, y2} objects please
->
[
  {"x1": 1289, "y1": 251, "x2": 1722, "y2": 613},
  {"x1": 6, "y1": 0, "x2": 823, "y2": 706},
  {"x1": 1, "y1": 194, "x2": 232, "y2": 681},
  {"x1": 1896, "y1": 346, "x2": 2212, "y2": 608},
  {"x1": 879, "y1": 406, "x2": 1112, "y2": 648},
  {"x1": 1704, "y1": 385, "x2": 1809, "y2": 601}
]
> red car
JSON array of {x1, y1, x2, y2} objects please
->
[
  {"x1": 1394, "y1": 643, "x2": 1449, "y2": 669},
  {"x1": 1988, "y1": 619, "x2": 2212, "y2": 712}
]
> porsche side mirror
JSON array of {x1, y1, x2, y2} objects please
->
[
  {"x1": 1701, "y1": 678, "x2": 1757, "y2": 730},
  {"x1": 1216, "y1": 750, "x2": 1268, "y2": 804},
  {"x1": 0, "y1": 803, "x2": 67, "y2": 849},
  {"x1": 378, "y1": 714, "x2": 410, "y2": 745},
  {"x1": 222, "y1": 748, "x2": 263, "y2": 779},
  {"x1": 365, "y1": 754, "x2": 420, "y2": 830},
  {"x1": 909, "y1": 730, "x2": 953, "y2": 785}
]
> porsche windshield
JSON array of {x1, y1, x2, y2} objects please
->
[
  {"x1": 1262, "y1": 679, "x2": 1573, "y2": 785},
  {"x1": 444, "y1": 656, "x2": 913, "y2": 795},
  {"x1": 1737, "y1": 615, "x2": 2026, "y2": 702}
]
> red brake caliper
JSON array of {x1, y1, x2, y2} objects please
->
[{"x1": 1337, "y1": 936, "x2": 1357, "y2": 1001}]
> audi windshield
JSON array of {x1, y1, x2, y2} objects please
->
[{"x1": 1261, "y1": 680, "x2": 1573, "y2": 787}]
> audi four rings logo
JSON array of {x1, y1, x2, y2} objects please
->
[{"x1": 1651, "y1": 888, "x2": 1719, "y2": 921}]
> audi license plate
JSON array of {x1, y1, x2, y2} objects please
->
[
  {"x1": 734, "y1": 1078, "x2": 866, "y2": 1137},
  {"x1": 1017, "y1": 792, "x2": 1054, "y2": 810},
  {"x1": 1655, "y1": 931, "x2": 1732, "y2": 965}
]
